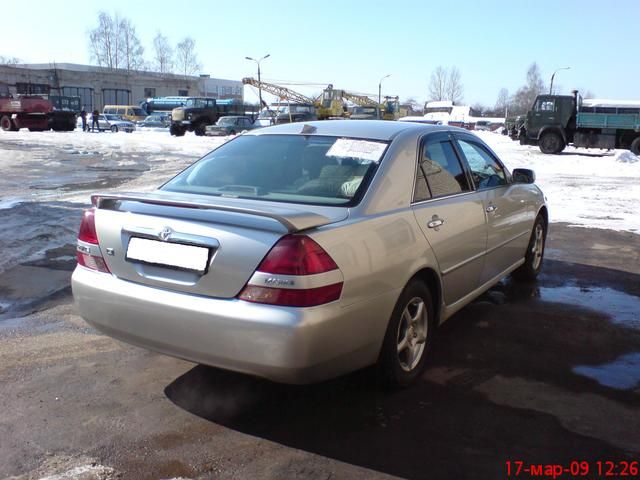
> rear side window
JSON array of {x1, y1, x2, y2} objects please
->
[
  {"x1": 162, "y1": 135, "x2": 388, "y2": 206},
  {"x1": 416, "y1": 139, "x2": 470, "y2": 199}
]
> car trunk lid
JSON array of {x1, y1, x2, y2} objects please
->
[{"x1": 91, "y1": 191, "x2": 347, "y2": 298}]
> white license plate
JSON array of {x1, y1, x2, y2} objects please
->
[{"x1": 126, "y1": 237, "x2": 210, "y2": 273}]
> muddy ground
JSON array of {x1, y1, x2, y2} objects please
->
[{"x1": 0, "y1": 222, "x2": 639, "y2": 480}]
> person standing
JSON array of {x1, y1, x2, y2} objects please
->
[
  {"x1": 91, "y1": 109, "x2": 99, "y2": 132},
  {"x1": 80, "y1": 108, "x2": 87, "y2": 132}
]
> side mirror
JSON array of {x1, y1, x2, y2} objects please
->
[{"x1": 512, "y1": 168, "x2": 536, "y2": 184}]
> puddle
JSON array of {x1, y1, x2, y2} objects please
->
[
  {"x1": 538, "y1": 286, "x2": 640, "y2": 328},
  {"x1": 573, "y1": 353, "x2": 640, "y2": 390}
]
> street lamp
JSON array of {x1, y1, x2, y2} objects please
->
[
  {"x1": 549, "y1": 66, "x2": 570, "y2": 94},
  {"x1": 378, "y1": 74, "x2": 391, "y2": 119},
  {"x1": 245, "y1": 54, "x2": 270, "y2": 108}
]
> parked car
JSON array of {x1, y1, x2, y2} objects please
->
[
  {"x1": 103, "y1": 105, "x2": 148, "y2": 122},
  {"x1": 72, "y1": 120, "x2": 547, "y2": 387},
  {"x1": 94, "y1": 115, "x2": 136, "y2": 133},
  {"x1": 205, "y1": 115, "x2": 256, "y2": 136},
  {"x1": 137, "y1": 113, "x2": 170, "y2": 128}
]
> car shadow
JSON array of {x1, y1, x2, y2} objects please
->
[{"x1": 164, "y1": 260, "x2": 640, "y2": 479}]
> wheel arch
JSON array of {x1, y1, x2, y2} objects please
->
[
  {"x1": 537, "y1": 205, "x2": 549, "y2": 227},
  {"x1": 408, "y1": 267, "x2": 443, "y2": 325},
  {"x1": 538, "y1": 125, "x2": 566, "y2": 143}
]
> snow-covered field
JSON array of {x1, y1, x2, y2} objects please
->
[{"x1": 0, "y1": 127, "x2": 638, "y2": 276}]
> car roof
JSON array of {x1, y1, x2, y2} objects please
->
[{"x1": 248, "y1": 119, "x2": 451, "y2": 141}]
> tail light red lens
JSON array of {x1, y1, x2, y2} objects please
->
[
  {"x1": 238, "y1": 235, "x2": 342, "y2": 307},
  {"x1": 256, "y1": 235, "x2": 338, "y2": 275},
  {"x1": 76, "y1": 208, "x2": 110, "y2": 273},
  {"x1": 78, "y1": 209, "x2": 99, "y2": 244}
]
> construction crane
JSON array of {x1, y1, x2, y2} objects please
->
[
  {"x1": 242, "y1": 77, "x2": 323, "y2": 123},
  {"x1": 242, "y1": 77, "x2": 315, "y2": 105}
]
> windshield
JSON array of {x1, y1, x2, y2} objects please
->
[
  {"x1": 185, "y1": 98, "x2": 205, "y2": 108},
  {"x1": 161, "y1": 135, "x2": 388, "y2": 206},
  {"x1": 132, "y1": 107, "x2": 146, "y2": 116},
  {"x1": 217, "y1": 117, "x2": 236, "y2": 126},
  {"x1": 105, "y1": 114, "x2": 121, "y2": 120},
  {"x1": 353, "y1": 107, "x2": 377, "y2": 114}
]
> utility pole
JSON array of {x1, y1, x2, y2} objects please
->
[
  {"x1": 245, "y1": 54, "x2": 270, "y2": 108},
  {"x1": 378, "y1": 74, "x2": 390, "y2": 119},
  {"x1": 550, "y1": 67, "x2": 571, "y2": 94}
]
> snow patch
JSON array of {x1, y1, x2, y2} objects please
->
[{"x1": 615, "y1": 151, "x2": 639, "y2": 163}]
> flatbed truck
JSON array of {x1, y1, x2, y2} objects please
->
[{"x1": 519, "y1": 91, "x2": 640, "y2": 155}]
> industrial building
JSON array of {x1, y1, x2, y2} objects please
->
[{"x1": 0, "y1": 63, "x2": 244, "y2": 111}]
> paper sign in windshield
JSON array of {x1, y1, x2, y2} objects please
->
[{"x1": 327, "y1": 139, "x2": 387, "y2": 162}]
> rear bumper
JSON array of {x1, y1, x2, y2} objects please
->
[{"x1": 72, "y1": 266, "x2": 397, "y2": 384}]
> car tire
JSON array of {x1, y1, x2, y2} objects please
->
[
  {"x1": 539, "y1": 131, "x2": 565, "y2": 154},
  {"x1": 229, "y1": 130, "x2": 236, "y2": 135},
  {"x1": 513, "y1": 214, "x2": 547, "y2": 282},
  {"x1": 111, "y1": 125, "x2": 118, "y2": 133},
  {"x1": 631, "y1": 137, "x2": 640, "y2": 156},
  {"x1": 378, "y1": 279, "x2": 434, "y2": 388}
]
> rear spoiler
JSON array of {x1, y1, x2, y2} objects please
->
[{"x1": 92, "y1": 192, "x2": 334, "y2": 233}]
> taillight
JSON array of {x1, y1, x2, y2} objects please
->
[
  {"x1": 76, "y1": 208, "x2": 110, "y2": 273},
  {"x1": 257, "y1": 235, "x2": 338, "y2": 275},
  {"x1": 238, "y1": 235, "x2": 342, "y2": 307},
  {"x1": 78, "y1": 209, "x2": 99, "y2": 244}
]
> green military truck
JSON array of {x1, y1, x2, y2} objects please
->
[
  {"x1": 170, "y1": 97, "x2": 259, "y2": 136},
  {"x1": 519, "y1": 91, "x2": 640, "y2": 154}
]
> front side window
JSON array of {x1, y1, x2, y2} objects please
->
[
  {"x1": 456, "y1": 139, "x2": 507, "y2": 189},
  {"x1": 417, "y1": 139, "x2": 471, "y2": 199},
  {"x1": 162, "y1": 135, "x2": 388, "y2": 206}
]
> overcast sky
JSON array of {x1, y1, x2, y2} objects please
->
[{"x1": 3, "y1": 0, "x2": 638, "y2": 107}]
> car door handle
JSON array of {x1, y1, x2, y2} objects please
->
[
  {"x1": 486, "y1": 204, "x2": 498, "y2": 213},
  {"x1": 427, "y1": 218, "x2": 445, "y2": 229}
]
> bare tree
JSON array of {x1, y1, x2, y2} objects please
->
[
  {"x1": 153, "y1": 33, "x2": 173, "y2": 74},
  {"x1": 0, "y1": 55, "x2": 20, "y2": 65},
  {"x1": 119, "y1": 19, "x2": 144, "y2": 71},
  {"x1": 428, "y1": 66, "x2": 448, "y2": 101},
  {"x1": 88, "y1": 11, "x2": 128, "y2": 69},
  {"x1": 495, "y1": 87, "x2": 509, "y2": 115},
  {"x1": 510, "y1": 62, "x2": 546, "y2": 114},
  {"x1": 446, "y1": 67, "x2": 464, "y2": 103},
  {"x1": 175, "y1": 37, "x2": 201, "y2": 77}
]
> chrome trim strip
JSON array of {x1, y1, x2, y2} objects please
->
[
  {"x1": 411, "y1": 190, "x2": 479, "y2": 207},
  {"x1": 440, "y1": 230, "x2": 529, "y2": 276},
  {"x1": 121, "y1": 226, "x2": 220, "y2": 249},
  {"x1": 441, "y1": 250, "x2": 485, "y2": 276},
  {"x1": 485, "y1": 231, "x2": 529, "y2": 256},
  {"x1": 247, "y1": 269, "x2": 344, "y2": 290}
]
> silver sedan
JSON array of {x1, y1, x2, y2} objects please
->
[{"x1": 72, "y1": 120, "x2": 547, "y2": 386}]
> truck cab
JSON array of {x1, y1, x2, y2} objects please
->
[{"x1": 521, "y1": 94, "x2": 577, "y2": 153}]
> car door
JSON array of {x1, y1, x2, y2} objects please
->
[
  {"x1": 453, "y1": 134, "x2": 534, "y2": 284},
  {"x1": 411, "y1": 132, "x2": 488, "y2": 305}
]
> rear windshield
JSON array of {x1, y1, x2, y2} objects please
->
[{"x1": 161, "y1": 134, "x2": 388, "y2": 206}]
